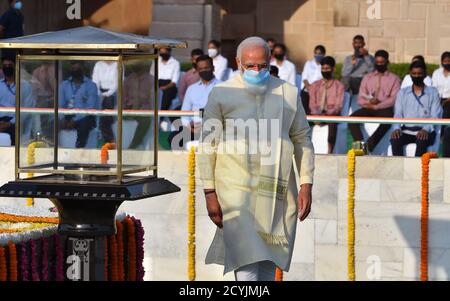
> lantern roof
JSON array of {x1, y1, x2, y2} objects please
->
[{"x1": 0, "y1": 26, "x2": 187, "y2": 50}]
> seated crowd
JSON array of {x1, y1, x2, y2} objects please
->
[{"x1": 0, "y1": 35, "x2": 449, "y2": 158}]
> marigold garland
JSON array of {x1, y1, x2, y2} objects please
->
[
  {"x1": 109, "y1": 234, "x2": 119, "y2": 281},
  {"x1": 7, "y1": 241, "x2": 17, "y2": 281},
  {"x1": 132, "y1": 217, "x2": 145, "y2": 281},
  {"x1": 0, "y1": 246, "x2": 6, "y2": 281},
  {"x1": 21, "y1": 241, "x2": 29, "y2": 281},
  {"x1": 55, "y1": 235, "x2": 64, "y2": 282},
  {"x1": 0, "y1": 222, "x2": 55, "y2": 234},
  {"x1": 26, "y1": 141, "x2": 47, "y2": 207},
  {"x1": 101, "y1": 143, "x2": 116, "y2": 164},
  {"x1": 116, "y1": 220, "x2": 125, "y2": 281},
  {"x1": 347, "y1": 149, "x2": 364, "y2": 281},
  {"x1": 187, "y1": 147, "x2": 196, "y2": 281},
  {"x1": 420, "y1": 152, "x2": 438, "y2": 281},
  {"x1": 104, "y1": 237, "x2": 109, "y2": 281},
  {"x1": 0, "y1": 213, "x2": 59, "y2": 224},
  {"x1": 126, "y1": 216, "x2": 137, "y2": 281},
  {"x1": 30, "y1": 239, "x2": 40, "y2": 281},
  {"x1": 275, "y1": 268, "x2": 283, "y2": 281},
  {"x1": 41, "y1": 237, "x2": 49, "y2": 281}
]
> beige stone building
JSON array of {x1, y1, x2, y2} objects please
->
[
  {"x1": 7, "y1": 0, "x2": 450, "y2": 69},
  {"x1": 150, "y1": 0, "x2": 450, "y2": 70}
]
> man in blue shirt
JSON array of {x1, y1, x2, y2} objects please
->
[
  {"x1": 59, "y1": 61, "x2": 99, "y2": 148},
  {"x1": 0, "y1": 0, "x2": 24, "y2": 59},
  {"x1": 390, "y1": 60, "x2": 443, "y2": 157},
  {"x1": 0, "y1": 56, "x2": 33, "y2": 146}
]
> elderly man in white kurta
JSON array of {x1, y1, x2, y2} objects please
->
[{"x1": 198, "y1": 37, "x2": 315, "y2": 281}]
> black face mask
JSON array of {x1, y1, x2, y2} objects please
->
[
  {"x1": 354, "y1": 47, "x2": 362, "y2": 58},
  {"x1": 2, "y1": 66, "x2": 14, "y2": 77},
  {"x1": 321, "y1": 71, "x2": 333, "y2": 80},
  {"x1": 411, "y1": 76, "x2": 425, "y2": 86},
  {"x1": 160, "y1": 53, "x2": 171, "y2": 61},
  {"x1": 375, "y1": 64, "x2": 388, "y2": 73},
  {"x1": 443, "y1": 64, "x2": 450, "y2": 71},
  {"x1": 71, "y1": 69, "x2": 84, "y2": 80},
  {"x1": 199, "y1": 70, "x2": 214, "y2": 82},
  {"x1": 274, "y1": 53, "x2": 285, "y2": 61}
]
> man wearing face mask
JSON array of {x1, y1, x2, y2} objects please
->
[
  {"x1": 59, "y1": 61, "x2": 99, "y2": 148},
  {"x1": 348, "y1": 50, "x2": 401, "y2": 153},
  {"x1": 169, "y1": 55, "x2": 220, "y2": 149},
  {"x1": 341, "y1": 35, "x2": 375, "y2": 95},
  {"x1": 308, "y1": 56, "x2": 345, "y2": 154},
  {"x1": 391, "y1": 61, "x2": 442, "y2": 157},
  {"x1": 432, "y1": 52, "x2": 450, "y2": 157},
  {"x1": 178, "y1": 48, "x2": 204, "y2": 103},
  {"x1": 301, "y1": 45, "x2": 327, "y2": 115},
  {"x1": 0, "y1": 0, "x2": 24, "y2": 60},
  {"x1": 270, "y1": 43, "x2": 297, "y2": 86},
  {"x1": 198, "y1": 37, "x2": 314, "y2": 281},
  {"x1": 0, "y1": 56, "x2": 33, "y2": 146},
  {"x1": 150, "y1": 47, "x2": 180, "y2": 112},
  {"x1": 208, "y1": 40, "x2": 228, "y2": 81}
]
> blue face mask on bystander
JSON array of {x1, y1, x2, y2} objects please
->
[{"x1": 14, "y1": 1, "x2": 23, "y2": 10}]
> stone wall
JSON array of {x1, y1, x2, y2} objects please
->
[
  {"x1": 149, "y1": 0, "x2": 221, "y2": 63},
  {"x1": 217, "y1": 0, "x2": 450, "y2": 69},
  {"x1": 1, "y1": 149, "x2": 449, "y2": 281},
  {"x1": 333, "y1": 0, "x2": 450, "y2": 65}
]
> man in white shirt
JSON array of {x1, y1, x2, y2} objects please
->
[
  {"x1": 92, "y1": 60, "x2": 118, "y2": 143},
  {"x1": 270, "y1": 43, "x2": 297, "y2": 86},
  {"x1": 150, "y1": 47, "x2": 181, "y2": 111},
  {"x1": 432, "y1": 51, "x2": 450, "y2": 157},
  {"x1": 401, "y1": 55, "x2": 432, "y2": 89},
  {"x1": 301, "y1": 45, "x2": 326, "y2": 115},
  {"x1": 208, "y1": 40, "x2": 228, "y2": 81},
  {"x1": 169, "y1": 55, "x2": 220, "y2": 149}
]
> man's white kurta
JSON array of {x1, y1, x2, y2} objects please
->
[{"x1": 198, "y1": 75, "x2": 315, "y2": 274}]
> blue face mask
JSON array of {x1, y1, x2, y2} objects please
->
[
  {"x1": 242, "y1": 68, "x2": 270, "y2": 86},
  {"x1": 14, "y1": 1, "x2": 23, "y2": 10},
  {"x1": 315, "y1": 54, "x2": 324, "y2": 63}
]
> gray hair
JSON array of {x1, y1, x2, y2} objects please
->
[{"x1": 236, "y1": 37, "x2": 271, "y2": 62}]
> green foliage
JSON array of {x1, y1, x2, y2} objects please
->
[{"x1": 333, "y1": 63, "x2": 440, "y2": 80}]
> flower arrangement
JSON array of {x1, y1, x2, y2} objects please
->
[
  {"x1": 116, "y1": 220, "x2": 125, "y2": 281},
  {"x1": 8, "y1": 241, "x2": 17, "y2": 281},
  {"x1": 126, "y1": 217, "x2": 136, "y2": 281},
  {"x1": 26, "y1": 141, "x2": 47, "y2": 207},
  {"x1": 132, "y1": 216, "x2": 145, "y2": 281},
  {"x1": 101, "y1": 143, "x2": 116, "y2": 164},
  {"x1": 1, "y1": 209, "x2": 145, "y2": 281},
  {"x1": 347, "y1": 149, "x2": 364, "y2": 281},
  {"x1": 275, "y1": 268, "x2": 283, "y2": 281},
  {"x1": 187, "y1": 147, "x2": 196, "y2": 281},
  {"x1": 0, "y1": 246, "x2": 6, "y2": 281},
  {"x1": 420, "y1": 152, "x2": 438, "y2": 281}
]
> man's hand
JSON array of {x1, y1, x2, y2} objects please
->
[
  {"x1": 360, "y1": 47, "x2": 369, "y2": 57},
  {"x1": 369, "y1": 98, "x2": 380, "y2": 105},
  {"x1": 205, "y1": 190, "x2": 223, "y2": 228},
  {"x1": 391, "y1": 129, "x2": 402, "y2": 140},
  {"x1": 417, "y1": 129, "x2": 429, "y2": 141},
  {"x1": 351, "y1": 55, "x2": 357, "y2": 65},
  {"x1": 298, "y1": 184, "x2": 312, "y2": 222},
  {"x1": 362, "y1": 103, "x2": 376, "y2": 110}
]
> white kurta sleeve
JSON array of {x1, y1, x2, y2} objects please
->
[
  {"x1": 197, "y1": 88, "x2": 223, "y2": 190},
  {"x1": 289, "y1": 94, "x2": 315, "y2": 185}
]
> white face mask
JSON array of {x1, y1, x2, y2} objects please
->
[{"x1": 208, "y1": 48, "x2": 218, "y2": 58}]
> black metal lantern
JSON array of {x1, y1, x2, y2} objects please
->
[{"x1": 0, "y1": 26, "x2": 185, "y2": 281}]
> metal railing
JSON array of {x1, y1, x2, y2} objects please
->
[{"x1": 0, "y1": 107, "x2": 449, "y2": 126}]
